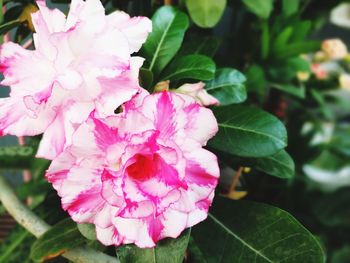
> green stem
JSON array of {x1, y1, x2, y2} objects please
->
[{"x1": 0, "y1": 176, "x2": 119, "y2": 263}]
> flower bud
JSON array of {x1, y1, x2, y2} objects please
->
[
  {"x1": 297, "y1": 71, "x2": 310, "y2": 82},
  {"x1": 175, "y1": 82, "x2": 220, "y2": 106},
  {"x1": 154, "y1": 80, "x2": 170, "y2": 92}
]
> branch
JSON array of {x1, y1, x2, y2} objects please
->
[{"x1": 0, "y1": 176, "x2": 119, "y2": 263}]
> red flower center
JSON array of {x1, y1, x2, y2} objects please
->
[{"x1": 127, "y1": 154, "x2": 157, "y2": 181}]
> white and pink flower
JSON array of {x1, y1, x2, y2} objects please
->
[
  {"x1": 46, "y1": 91, "x2": 219, "y2": 248},
  {"x1": 0, "y1": 0, "x2": 151, "y2": 159}
]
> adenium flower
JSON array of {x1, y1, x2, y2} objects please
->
[
  {"x1": 0, "y1": 0, "x2": 151, "y2": 159},
  {"x1": 311, "y1": 63, "x2": 328, "y2": 80},
  {"x1": 331, "y1": 3, "x2": 350, "y2": 29},
  {"x1": 46, "y1": 91, "x2": 219, "y2": 248},
  {"x1": 321, "y1": 39, "x2": 348, "y2": 60},
  {"x1": 174, "y1": 82, "x2": 220, "y2": 106},
  {"x1": 339, "y1": 74, "x2": 350, "y2": 90}
]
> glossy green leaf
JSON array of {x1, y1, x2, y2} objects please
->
[
  {"x1": 209, "y1": 105, "x2": 287, "y2": 157},
  {"x1": 241, "y1": 0, "x2": 274, "y2": 19},
  {"x1": 117, "y1": 229, "x2": 190, "y2": 263},
  {"x1": 0, "y1": 19, "x2": 21, "y2": 35},
  {"x1": 178, "y1": 36, "x2": 221, "y2": 58},
  {"x1": 282, "y1": 0, "x2": 300, "y2": 17},
  {"x1": 205, "y1": 68, "x2": 247, "y2": 105},
  {"x1": 253, "y1": 150, "x2": 295, "y2": 179},
  {"x1": 185, "y1": 0, "x2": 226, "y2": 28},
  {"x1": 30, "y1": 219, "x2": 85, "y2": 262},
  {"x1": 141, "y1": 6, "x2": 189, "y2": 76},
  {"x1": 77, "y1": 224, "x2": 97, "y2": 241},
  {"x1": 192, "y1": 198, "x2": 325, "y2": 263},
  {"x1": 139, "y1": 68, "x2": 154, "y2": 92},
  {"x1": 160, "y1": 55, "x2": 215, "y2": 81}
]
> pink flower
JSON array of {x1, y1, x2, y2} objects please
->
[
  {"x1": 46, "y1": 91, "x2": 219, "y2": 248},
  {"x1": 175, "y1": 82, "x2": 220, "y2": 106},
  {"x1": 0, "y1": 0, "x2": 151, "y2": 159},
  {"x1": 311, "y1": 63, "x2": 328, "y2": 80}
]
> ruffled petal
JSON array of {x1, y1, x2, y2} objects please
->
[
  {"x1": 107, "y1": 11, "x2": 152, "y2": 53},
  {"x1": 0, "y1": 42, "x2": 55, "y2": 98},
  {"x1": 182, "y1": 102, "x2": 219, "y2": 146},
  {"x1": 0, "y1": 97, "x2": 56, "y2": 136}
]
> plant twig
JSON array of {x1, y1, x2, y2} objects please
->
[{"x1": 0, "y1": 176, "x2": 119, "y2": 263}]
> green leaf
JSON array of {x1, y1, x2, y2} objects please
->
[
  {"x1": 291, "y1": 20, "x2": 311, "y2": 42},
  {"x1": 271, "y1": 83, "x2": 305, "y2": 99},
  {"x1": 253, "y1": 150, "x2": 295, "y2": 179},
  {"x1": 185, "y1": 0, "x2": 226, "y2": 28},
  {"x1": 160, "y1": 55, "x2": 215, "y2": 81},
  {"x1": 30, "y1": 219, "x2": 85, "y2": 262},
  {"x1": 0, "y1": 19, "x2": 21, "y2": 35},
  {"x1": 205, "y1": 68, "x2": 247, "y2": 105},
  {"x1": 191, "y1": 198, "x2": 325, "y2": 263},
  {"x1": 117, "y1": 229, "x2": 190, "y2": 263},
  {"x1": 77, "y1": 224, "x2": 97, "y2": 241},
  {"x1": 273, "y1": 26, "x2": 293, "y2": 51},
  {"x1": 209, "y1": 105, "x2": 287, "y2": 157},
  {"x1": 141, "y1": 6, "x2": 189, "y2": 77},
  {"x1": 241, "y1": 0, "x2": 274, "y2": 19},
  {"x1": 273, "y1": 41, "x2": 320, "y2": 59},
  {"x1": 139, "y1": 68, "x2": 154, "y2": 92},
  {"x1": 0, "y1": 146, "x2": 35, "y2": 169},
  {"x1": 178, "y1": 36, "x2": 221, "y2": 58},
  {"x1": 282, "y1": 0, "x2": 300, "y2": 17}
]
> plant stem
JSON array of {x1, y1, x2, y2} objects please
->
[{"x1": 0, "y1": 176, "x2": 119, "y2": 263}]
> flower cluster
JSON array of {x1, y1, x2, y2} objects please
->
[
  {"x1": 0, "y1": 0, "x2": 219, "y2": 247},
  {"x1": 298, "y1": 39, "x2": 350, "y2": 90}
]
